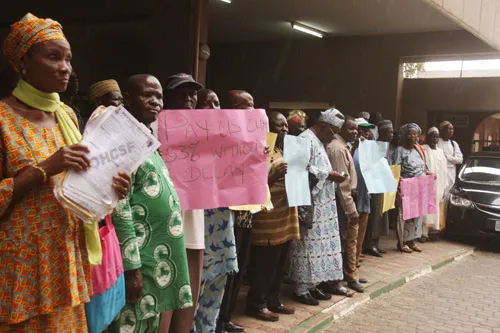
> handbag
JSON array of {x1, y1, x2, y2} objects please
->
[
  {"x1": 85, "y1": 215, "x2": 126, "y2": 333},
  {"x1": 298, "y1": 172, "x2": 319, "y2": 229}
]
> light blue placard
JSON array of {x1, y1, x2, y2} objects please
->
[{"x1": 358, "y1": 140, "x2": 397, "y2": 194}]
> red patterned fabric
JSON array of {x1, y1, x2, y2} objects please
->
[
  {"x1": 0, "y1": 102, "x2": 91, "y2": 326},
  {"x1": 0, "y1": 304, "x2": 87, "y2": 332}
]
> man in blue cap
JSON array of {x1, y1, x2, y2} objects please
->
[{"x1": 160, "y1": 73, "x2": 205, "y2": 333}]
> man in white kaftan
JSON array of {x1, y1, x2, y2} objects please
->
[
  {"x1": 436, "y1": 121, "x2": 463, "y2": 193},
  {"x1": 423, "y1": 127, "x2": 448, "y2": 234},
  {"x1": 288, "y1": 108, "x2": 348, "y2": 305}
]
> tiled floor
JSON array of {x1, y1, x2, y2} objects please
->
[{"x1": 230, "y1": 233, "x2": 474, "y2": 333}]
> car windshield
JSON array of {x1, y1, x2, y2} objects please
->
[{"x1": 460, "y1": 157, "x2": 500, "y2": 183}]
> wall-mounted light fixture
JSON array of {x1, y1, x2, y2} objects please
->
[
  {"x1": 219, "y1": 0, "x2": 232, "y2": 3},
  {"x1": 291, "y1": 22, "x2": 324, "y2": 38}
]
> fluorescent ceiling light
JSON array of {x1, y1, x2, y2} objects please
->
[
  {"x1": 219, "y1": 0, "x2": 232, "y2": 3},
  {"x1": 291, "y1": 22, "x2": 323, "y2": 38}
]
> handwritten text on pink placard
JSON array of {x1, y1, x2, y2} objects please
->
[
  {"x1": 400, "y1": 175, "x2": 437, "y2": 220},
  {"x1": 158, "y1": 109, "x2": 268, "y2": 210}
]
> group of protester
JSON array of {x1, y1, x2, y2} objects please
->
[{"x1": 0, "y1": 13, "x2": 465, "y2": 333}]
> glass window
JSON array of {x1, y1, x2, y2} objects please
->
[
  {"x1": 460, "y1": 157, "x2": 500, "y2": 183},
  {"x1": 403, "y1": 59, "x2": 500, "y2": 79}
]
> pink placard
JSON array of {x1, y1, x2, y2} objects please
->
[
  {"x1": 400, "y1": 175, "x2": 437, "y2": 220},
  {"x1": 157, "y1": 109, "x2": 268, "y2": 210}
]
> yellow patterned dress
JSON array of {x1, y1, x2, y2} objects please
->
[{"x1": 0, "y1": 102, "x2": 91, "y2": 332}]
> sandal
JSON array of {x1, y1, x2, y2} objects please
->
[
  {"x1": 397, "y1": 242, "x2": 413, "y2": 253},
  {"x1": 407, "y1": 241, "x2": 422, "y2": 252},
  {"x1": 401, "y1": 245, "x2": 413, "y2": 253}
]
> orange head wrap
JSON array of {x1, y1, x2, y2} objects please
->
[{"x1": 3, "y1": 13, "x2": 67, "y2": 72}]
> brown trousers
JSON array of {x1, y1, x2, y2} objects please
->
[
  {"x1": 337, "y1": 193, "x2": 370, "y2": 282},
  {"x1": 356, "y1": 213, "x2": 369, "y2": 267},
  {"x1": 337, "y1": 195, "x2": 360, "y2": 282},
  {"x1": 343, "y1": 216, "x2": 359, "y2": 282}
]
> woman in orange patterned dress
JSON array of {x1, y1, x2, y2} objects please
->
[{"x1": 0, "y1": 13, "x2": 130, "y2": 332}]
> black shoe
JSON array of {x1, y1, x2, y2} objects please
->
[
  {"x1": 319, "y1": 282, "x2": 350, "y2": 296},
  {"x1": 310, "y1": 288, "x2": 332, "y2": 301},
  {"x1": 268, "y1": 303, "x2": 295, "y2": 315},
  {"x1": 347, "y1": 281, "x2": 365, "y2": 293},
  {"x1": 222, "y1": 321, "x2": 245, "y2": 333},
  {"x1": 364, "y1": 247, "x2": 383, "y2": 258},
  {"x1": 245, "y1": 307, "x2": 279, "y2": 322},
  {"x1": 377, "y1": 248, "x2": 387, "y2": 254},
  {"x1": 359, "y1": 278, "x2": 368, "y2": 284},
  {"x1": 293, "y1": 292, "x2": 320, "y2": 306}
]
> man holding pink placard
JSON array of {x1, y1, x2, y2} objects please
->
[{"x1": 159, "y1": 73, "x2": 206, "y2": 333}]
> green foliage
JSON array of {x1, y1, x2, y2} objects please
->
[{"x1": 403, "y1": 63, "x2": 425, "y2": 78}]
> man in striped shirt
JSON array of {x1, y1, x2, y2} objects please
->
[{"x1": 246, "y1": 111, "x2": 299, "y2": 322}]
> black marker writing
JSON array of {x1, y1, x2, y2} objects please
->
[{"x1": 180, "y1": 164, "x2": 244, "y2": 184}]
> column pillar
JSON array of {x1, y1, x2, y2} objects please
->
[
  {"x1": 196, "y1": 0, "x2": 210, "y2": 86},
  {"x1": 148, "y1": 0, "x2": 200, "y2": 83}
]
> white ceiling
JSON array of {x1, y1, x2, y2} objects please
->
[{"x1": 208, "y1": 0, "x2": 462, "y2": 43}]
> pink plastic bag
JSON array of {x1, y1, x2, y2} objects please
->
[{"x1": 90, "y1": 216, "x2": 124, "y2": 296}]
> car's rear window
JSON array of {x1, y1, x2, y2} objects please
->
[{"x1": 460, "y1": 157, "x2": 500, "y2": 183}]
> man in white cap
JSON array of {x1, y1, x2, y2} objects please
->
[
  {"x1": 288, "y1": 108, "x2": 349, "y2": 305},
  {"x1": 355, "y1": 118, "x2": 376, "y2": 140},
  {"x1": 437, "y1": 121, "x2": 463, "y2": 193},
  {"x1": 423, "y1": 127, "x2": 448, "y2": 239}
]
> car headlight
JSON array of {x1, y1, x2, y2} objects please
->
[{"x1": 449, "y1": 194, "x2": 473, "y2": 208}]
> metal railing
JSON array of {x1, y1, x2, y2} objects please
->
[{"x1": 472, "y1": 140, "x2": 500, "y2": 152}]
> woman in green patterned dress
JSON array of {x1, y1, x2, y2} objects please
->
[{"x1": 109, "y1": 74, "x2": 192, "y2": 333}]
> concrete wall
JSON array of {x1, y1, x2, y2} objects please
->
[
  {"x1": 0, "y1": 0, "x2": 205, "y2": 118},
  {"x1": 402, "y1": 77, "x2": 500, "y2": 158},
  {"x1": 206, "y1": 30, "x2": 494, "y2": 121},
  {"x1": 402, "y1": 77, "x2": 500, "y2": 126},
  {"x1": 425, "y1": 0, "x2": 500, "y2": 50},
  {"x1": 0, "y1": 0, "x2": 201, "y2": 91}
]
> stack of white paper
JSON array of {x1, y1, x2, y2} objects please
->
[
  {"x1": 284, "y1": 135, "x2": 312, "y2": 207},
  {"x1": 54, "y1": 105, "x2": 160, "y2": 222}
]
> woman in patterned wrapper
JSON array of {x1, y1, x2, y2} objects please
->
[
  {"x1": 109, "y1": 74, "x2": 192, "y2": 333},
  {"x1": 393, "y1": 123, "x2": 434, "y2": 253},
  {"x1": 0, "y1": 13, "x2": 130, "y2": 331}
]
